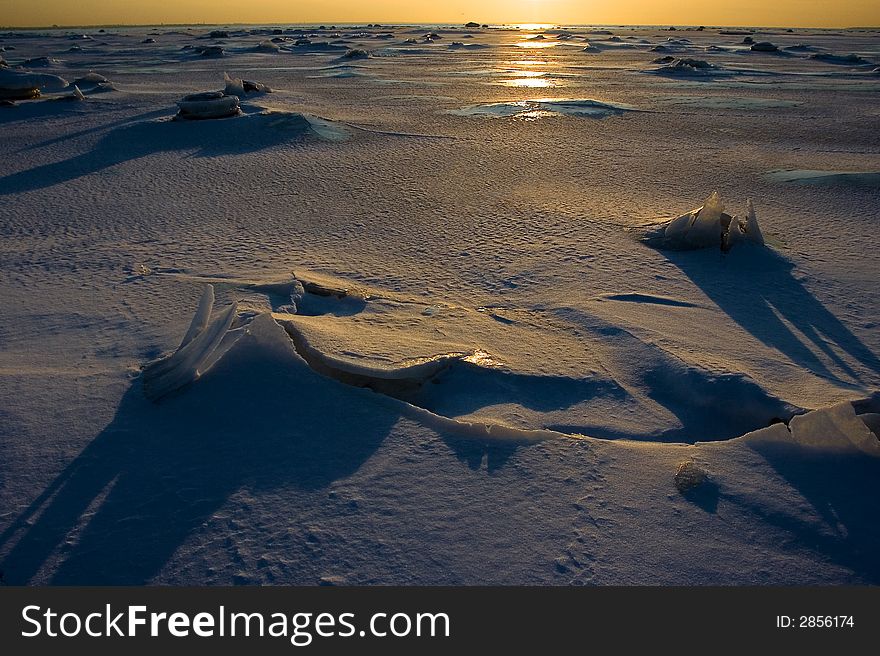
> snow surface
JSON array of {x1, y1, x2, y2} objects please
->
[{"x1": 1, "y1": 24, "x2": 879, "y2": 585}]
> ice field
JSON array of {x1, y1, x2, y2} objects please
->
[{"x1": 1, "y1": 23, "x2": 879, "y2": 584}]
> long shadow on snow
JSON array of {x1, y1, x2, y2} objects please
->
[
  {"x1": 732, "y1": 441, "x2": 880, "y2": 583},
  {"x1": 666, "y1": 247, "x2": 880, "y2": 386},
  {"x1": 0, "y1": 327, "x2": 400, "y2": 585},
  {"x1": 0, "y1": 111, "x2": 313, "y2": 196}
]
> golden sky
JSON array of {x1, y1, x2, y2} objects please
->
[{"x1": 1, "y1": 0, "x2": 878, "y2": 28}]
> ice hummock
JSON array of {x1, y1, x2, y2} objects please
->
[
  {"x1": 73, "y1": 71, "x2": 110, "y2": 87},
  {"x1": 651, "y1": 57, "x2": 719, "y2": 74},
  {"x1": 0, "y1": 68, "x2": 68, "y2": 100},
  {"x1": 643, "y1": 192, "x2": 765, "y2": 251}
]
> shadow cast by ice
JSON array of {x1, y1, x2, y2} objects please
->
[
  {"x1": 734, "y1": 441, "x2": 880, "y2": 583},
  {"x1": 0, "y1": 110, "x2": 327, "y2": 196},
  {"x1": 0, "y1": 320, "x2": 400, "y2": 585},
  {"x1": 665, "y1": 247, "x2": 880, "y2": 386}
]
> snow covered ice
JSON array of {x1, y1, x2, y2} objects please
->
[{"x1": 1, "y1": 23, "x2": 880, "y2": 586}]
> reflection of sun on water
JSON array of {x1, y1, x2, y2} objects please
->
[
  {"x1": 499, "y1": 57, "x2": 559, "y2": 87},
  {"x1": 516, "y1": 41, "x2": 560, "y2": 48},
  {"x1": 503, "y1": 78, "x2": 555, "y2": 88},
  {"x1": 514, "y1": 23, "x2": 555, "y2": 31},
  {"x1": 504, "y1": 70, "x2": 544, "y2": 77}
]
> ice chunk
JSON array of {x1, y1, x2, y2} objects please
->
[
  {"x1": 179, "y1": 285, "x2": 215, "y2": 348},
  {"x1": 741, "y1": 198, "x2": 764, "y2": 245},
  {"x1": 142, "y1": 285, "x2": 238, "y2": 401},
  {"x1": 860, "y1": 413, "x2": 880, "y2": 439},
  {"x1": 223, "y1": 72, "x2": 246, "y2": 98},
  {"x1": 723, "y1": 212, "x2": 742, "y2": 251},
  {"x1": 789, "y1": 402, "x2": 880, "y2": 455},
  {"x1": 176, "y1": 91, "x2": 240, "y2": 120},
  {"x1": 650, "y1": 192, "x2": 766, "y2": 252},
  {"x1": 686, "y1": 191, "x2": 725, "y2": 248},
  {"x1": 663, "y1": 210, "x2": 695, "y2": 241},
  {"x1": 223, "y1": 72, "x2": 271, "y2": 98}
]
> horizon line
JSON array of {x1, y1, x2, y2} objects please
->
[{"x1": 2, "y1": 21, "x2": 879, "y2": 31}]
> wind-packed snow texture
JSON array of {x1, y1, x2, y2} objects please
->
[{"x1": 1, "y1": 23, "x2": 879, "y2": 586}]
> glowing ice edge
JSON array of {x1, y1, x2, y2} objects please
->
[{"x1": 142, "y1": 285, "x2": 880, "y2": 451}]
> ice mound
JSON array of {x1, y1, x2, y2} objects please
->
[
  {"x1": 195, "y1": 45, "x2": 225, "y2": 57},
  {"x1": 650, "y1": 57, "x2": 720, "y2": 75},
  {"x1": 23, "y1": 56, "x2": 61, "y2": 67},
  {"x1": 449, "y1": 98, "x2": 636, "y2": 120},
  {"x1": 142, "y1": 285, "x2": 239, "y2": 401},
  {"x1": 73, "y1": 71, "x2": 109, "y2": 86},
  {"x1": 342, "y1": 48, "x2": 370, "y2": 59},
  {"x1": 0, "y1": 68, "x2": 68, "y2": 99},
  {"x1": 448, "y1": 42, "x2": 488, "y2": 49},
  {"x1": 654, "y1": 57, "x2": 715, "y2": 69},
  {"x1": 750, "y1": 41, "x2": 778, "y2": 52},
  {"x1": 255, "y1": 40, "x2": 280, "y2": 53},
  {"x1": 176, "y1": 91, "x2": 240, "y2": 120},
  {"x1": 223, "y1": 72, "x2": 271, "y2": 98},
  {"x1": 810, "y1": 52, "x2": 874, "y2": 66},
  {"x1": 310, "y1": 65, "x2": 370, "y2": 79},
  {"x1": 643, "y1": 192, "x2": 765, "y2": 251}
]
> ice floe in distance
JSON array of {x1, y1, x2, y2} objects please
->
[
  {"x1": 449, "y1": 98, "x2": 636, "y2": 119},
  {"x1": 766, "y1": 169, "x2": 880, "y2": 186},
  {"x1": 650, "y1": 57, "x2": 719, "y2": 75}
]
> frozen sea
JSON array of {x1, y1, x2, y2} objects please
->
[{"x1": 1, "y1": 23, "x2": 879, "y2": 584}]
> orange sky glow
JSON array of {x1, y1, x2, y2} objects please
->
[{"x1": 1, "y1": 1, "x2": 878, "y2": 28}]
